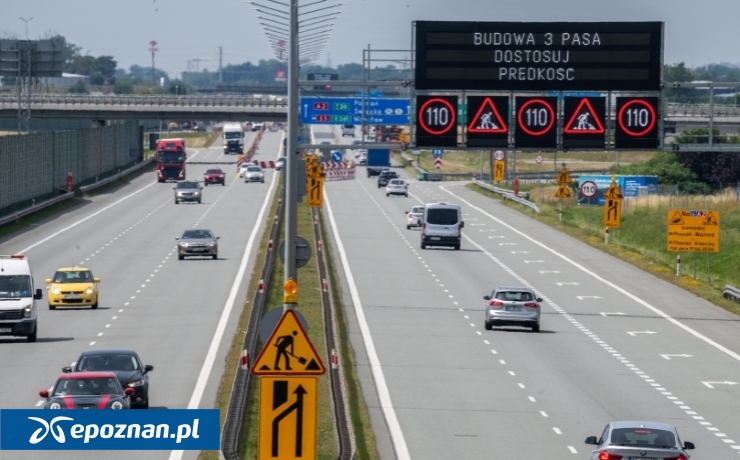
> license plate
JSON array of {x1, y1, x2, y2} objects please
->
[
  {"x1": 430, "y1": 237, "x2": 440, "y2": 241},
  {"x1": 0, "y1": 328, "x2": 11, "y2": 333},
  {"x1": 628, "y1": 458, "x2": 659, "y2": 460},
  {"x1": 64, "y1": 294, "x2": 81, "y2": 300},
  {"x1": 192, "y1": 248, "x2": 206, "y2": 252},
  {"x1": 505, "y1": 306, "x2": 520, "y2": 311}
]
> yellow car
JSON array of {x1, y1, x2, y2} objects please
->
[{"x1": 46, "y1": 267, "x2": 101, "y2": 310}]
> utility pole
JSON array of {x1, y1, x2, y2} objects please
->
[
  {"x1": 219, "y1": 46, "x2": 223, "y2": 84},
  {"x1": 284, "y1": 0, "x2": 299, "y2": 312},
  {"x1": 149, "y1": 40, "x2": 158, "y2": 83},
  {"x1": 19, "y1": 17, "x2": 33, "y2": 39}
]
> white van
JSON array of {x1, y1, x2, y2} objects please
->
[
  {"x1": 0, "y1": 254, "x2": 42, "y2": 342},
  {"x1": 342, "y1": 124, "x2": 356, "y2": 137},
  {"x1": 420, "y1": 203, "x2": 464, "y2": 250}
]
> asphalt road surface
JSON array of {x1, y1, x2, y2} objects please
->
[
  {"x1": 0, "y1": 131, "x2": 283, "y2": 460},
  {"x1": 319, "y1": 126, "x2": 740, "y2": 459}
]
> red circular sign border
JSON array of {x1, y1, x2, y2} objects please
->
[
  {"x1": 418, "y1": 98, "x2": 456, "y2": 136},
  {"x1": 517, "y1": 99, "x2": 556, "y2": 137},
  {"x1": 618, "y1": 99, "x2": 656, "y2": 137},
  {"x1": 580, "y1": 180, "x2": 598, "y2": 198}
]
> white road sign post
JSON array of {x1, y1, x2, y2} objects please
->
[
  {"x1": 535, "y1": 154, "x2": 544, "y2": 200},
  {"x1": 580, "y1": 180, "x2": 597, "y2": 232}
]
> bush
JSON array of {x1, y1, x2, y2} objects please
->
[
  {"x1": 614, "y1": 151, "x2": 703, "y2": 192},
  {"x1": 113, "y1": 80, "x2": 133, "y2": 94},
  {"x1": 67, "y1": 81, "x2": 88, "y2": 94}
]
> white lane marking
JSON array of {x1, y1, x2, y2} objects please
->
[
  {"x1": 627, "y1": 331, "x2": 657, "y2": 336},
  {"x1": 499, "y1": 360, "x2": 506, "y2": 365},
  {"x1": 89, "y1": 342, "x2": 95, "y2": 346},
  {"x1": 105, "y1": 324, "x2": 110, "y2": 328},
  {"x1": 661, "y1": 354, "x2": 693, "y2": 360},
  {"x1": 18, "y1": 180, "x2": 159, "y2": 253},
  {"x1": 540, "y1": 411, "x2": 548, "y2": 417},
  {"x1": 483, "y1": 340, "x2": 490, "y2": 344},
  {"x1": 524, "y1": 260, "x2": 544, "y2": 263},
  {"x1": 323, "y1": 191, "x2": 411, "y2": 460},
  {"x1": 540, "y1": 271, "x2": 560, "y2": 274},
  {"x1": 578, "y1": 296, "x2": 602, "y2": 300},
  {"x1": 491, "y1": 350, "x2": 497, "y2": 354},
  {"x1": 702, "y1": 381, "x2": 738, "y2": 389},
  {"x1": 556, "y1": 282, "x2": 579, "y2": 286},
  {"x1": 35, "y1": 400, "x2": 44, "y2": 406},
  {"x1": 528, "y1": 396, "x2": 536, "y2": 402},
  {"x1": 508, "y1": 371, "x2": 516, "y2": 376},
  {"x1": 567, "y1": 446, "x2": 578, "y2": 454},
  {"x1": 553, "y1": 427, "x2": 562, "y2": 435},
  {"x1": 169, "y1": 133, "x2": 282, "y2": 460},
  {"x1": 441, "y1": 184, "x2": 740, "y2": 364},
  {"x1": 97, "y1": 332, "x2": 103, "y2": 337}
]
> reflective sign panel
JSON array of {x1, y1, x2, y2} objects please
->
[
  {"x1": 515, "y1": 97, "x2": 558, "y2": 149},
  {"x1": 562, "y1": 97, "x2": 606, "y2": 149},
  {"x1": 615, "y1": 97, "x2": 659, "y2": 149},
  {"x1": 416, "y1": 95, "x2": 458, "y2": 147},
  {"x1": 466, "y1": 96, "x2": 509, "y2": 147}
]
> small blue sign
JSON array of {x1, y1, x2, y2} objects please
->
[
  {"x1": 0, "y1": 409, "x2": 219, "y2": 451},
  {"x1": 331, "y1": 151, "x2": 343, "y2": 162},
  {"x1": 300, "y1": 97, "x2": 410, "y2": 125},
  {"x1": 431, "y1": 150, "x2": 444, "y2": 158}
]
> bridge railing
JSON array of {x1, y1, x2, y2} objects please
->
[
  {"x1": 666, "y1": 103, "x2": 740, "y2": 118},
  {"x1": 0, "y1": 94, "x2": 288, "y2": 108}
]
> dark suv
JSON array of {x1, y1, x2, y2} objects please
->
[{"x1": 377, "y1": 170, "x2": 399, "y2": 188}]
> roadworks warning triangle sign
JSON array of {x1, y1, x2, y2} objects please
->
[
  {"x1": 555, "y1": 184, "x2": 572, "y2": 198},
  {"x1": 669, "y1": 211, "x2": 685, "y2": 225},
  {"x1": 604, "y1": 181, "x2": 623, "y2": 200},
  {"x1": 703, "y1": 212, "x2": 719, "y2": 226},
  {"x1": 556, "y1": 168, "x2": 572, "y2": 184},
  {"x1": 252, "y1": 309, "x2": 326, "y2": 376},
  {"x1": 564, "y1": 98, "x2": 605, "y2": 134},
  {"x1": 468, "y1": 97, "x2": 508, "y2": 133}
]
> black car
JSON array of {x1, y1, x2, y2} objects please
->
[
  {"x1": 377, "y1": 170, "x2": 399, "y2": 188},
  {"x1": 64, "y1": 349, "x2": 153, "y2": 408},
  {"x1": 40, "y1": 372, "x2": 134, "y2": 409}
]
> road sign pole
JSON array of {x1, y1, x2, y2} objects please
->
[
  {"x1": 285, "y1": 0, "x2": 299, "y2": 311},
  {"x1": 587, "y1": 198, "x2": 591, "y2": 232}
]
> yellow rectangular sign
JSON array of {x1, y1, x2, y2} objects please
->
[
  {"x1": 604, "y1": 198, "x2": 622, "y2": 228},
  {"x1": 494, "y1": 160, "x2": 505, "y2": 181},
  {"x1": 667, "y1": 210, "x2": 720, "y2": 252},
  {"x1": 307, "y1": 176, "x2": 323, "y2": 208},
  {"x1": 259, "y1": 377, "x2": 318, "y2": 460}
]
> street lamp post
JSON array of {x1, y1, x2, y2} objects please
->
[{"x1": 19, "y1": 17, "x2": 33, "y2": 39}]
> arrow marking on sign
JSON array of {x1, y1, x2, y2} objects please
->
[
  {"x1": 578, "y1": 296, "x2": 602, "y2": 300},
  {"x1": 661, "y1": 354, "x2": 693, "y2": 360},
  {"x1": 600, "y1": 312, "x2": 625, "y2": 316},
  {"x1": 627, "y1": 331, "x2": 657, "y2": 336},
  {"x1": 702, "y1": 381, "x2": 738, "y2": 389}
]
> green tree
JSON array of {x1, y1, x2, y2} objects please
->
[
  {"x1": 663, "y1": 62, "x2": 698, "y2": 103},
  {"x1": 67, "y1": 81, "x2": 87, "y2": 94},
  {"x1": 167, "y1": 79, "x2": 192, "y2": 95},
  {"x1": 614, "y1": 151, "x2": 701, "y2": 191},
  {"x1": 674, "y1": 127, "x2": 740, "y2": 144},
  {"x1": 112, "y1": 80, "x2": 133, "y2": 94}
]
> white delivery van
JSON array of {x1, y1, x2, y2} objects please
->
[
  {"x1": 0, "y1": 254, "x2": 42, "y2": 342},
  {"x1": 341, "y1": 124, "x2": 356, "y2": 137},
  {"x1": 222, "y1": 122, "x2": 245, "y2": 154},
  {"x1": 420, "y1": 203, "x2": 464, "y2": 250}
]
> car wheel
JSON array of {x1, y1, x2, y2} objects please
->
[
  {"x1": 405, "y1": 193, "x2": 409, "y2": 197},
  {"x1": 174, "y1": 199, "x2": 179, "y2": 204},
  {"x1": 27, "y1": 325, "x2": 37, "y2": 343},
  {"x1": 484, "y1": 321, "x2": 493, "y2": 331},
  {"x1": 212, "y1": 254, "x2": 218, "y2": 260},
  {"x1": 204, "y1": 182, "x2": 208, "y2": 187},
  {"x1": 222, "y1": 182, "x2": 225, "y2": 186},
  {"x1": 406, "y1": 225, "x2": 411, "y2": 230},
  {"x1": 386, "y1": 193, "x2": 390, "y2": 197},
  {"x1": 261, "y1": 179, "x2": 264, "y2": 183},
  {"x1": 454, "y1": 244, "x2": 461, "y2": 250},
  {"x1": 140, "y1": 399, "x2": 149, "y2": 409},
  {"x1": 178, "y1": 255, "x2": 184, "y2": 260},
  {"x1": 91, "y1": 301, "x2": 98, "y2": 310},
  {"x1": 532, "y1": 324, "x2": 540, "y2": 333},
  {"x1": 421, "y1": 242, "x2": 427, "y2": 250},
  {"x1": 48, "y1": 304, "x2": 55, "y2": 310}
]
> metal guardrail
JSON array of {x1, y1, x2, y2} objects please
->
[
  {"x1": 312, "y1": 208, "x2": 355, "y2": 460},
  {"x1": 667, "y1": 103, "x2": 740, "y2": 118},
  {"x1": 0, "y1": 190, "x2": 74, "y2": 227},
  {"x1": 723, "y1": 285, "x2": 740, "y2": 303},
  {"x1": 0, "y1": 93, "x2": 288, "y2": 108},
  {"x1": 472, "y1": 179, "x2": 541, "y2": 213},
  {"x1": 78, "y1": 159, "x2": 154, "y2": 193}
]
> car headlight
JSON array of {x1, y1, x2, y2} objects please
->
[
  {"x1": 128, "y1": 379, "x2": 146, "y2": 388},
  {"x1": 49, "y1": 402, "x2": 61, "y2": 409},
  {"x1": 23, "y1": 306, "x2": 32, "y2": 318},
  {"x1": 208, "y1": 243, "x2": 216, "y2": 248},
  {"x1": 111, "y1": 401, "x2": 124, "y2": 409},
  {"x1": 52, "y1": 288, "x2": 60, "y2": 295},
  {"x1": 86, "y1": 288, "x2": 94, "y2": 295}
]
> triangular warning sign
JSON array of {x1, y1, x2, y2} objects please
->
[
  {"x1": 554, "y1": 184, "x2": 571, "y2": 198},
  {"x1": 604, "y1": 182, "x2": 623, "y2": 200},
  {"x1": 669, "y1": 211, "x2": 685, "y2": 226},
  {"x1": 468, "y1": 97, "x2": 508, "y2": 133},
  {"x1": 703, "y1": 212, "x2": 719, "y2": 226},
  {"x1": 252, "y1": 310, "x2": 326, "y2": 376},
  {"x1": 564, "y1": 98, "x2": 605, "y2": 134},
  {"x1": 556, "y1": 168, "x2": 572, "y2": 184}
]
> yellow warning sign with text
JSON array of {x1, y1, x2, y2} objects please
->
[
  {"x1": 667, "y1": 210, "x2": 720, "y2": 253},
  {"x1": 494, "y1": 160, "x2": 505, "y2": 181},
  {"x1": 252, "y1": 309, "x2": 326, "y2": 375},
  {"x1": 554, "y1": 184, "x2": 571, "y2": 198},
  {"x1": 259, "y1": 377, "x2": 318, "y2": 460},
  {"x1": 556, "y1": 167, "x2": 572, "y2": 184},
  {"x1": 604, "y1": 198, "x2": 622, "y2": 228}
]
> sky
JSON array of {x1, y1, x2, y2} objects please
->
[{"x1": 1, "y1": 0, "x2": 738, "y2": 77}]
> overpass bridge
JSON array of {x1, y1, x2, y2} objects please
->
[{"x1": 1, "y1": 94, "x2": 740, "y2": 125}]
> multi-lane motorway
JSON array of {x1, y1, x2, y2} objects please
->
[
  {"x1": 0, "y1": 131, "x2": 282, "y2": 460},
  {"x1": 321, "y1": 128, "x2": 740, "y2": 458}
]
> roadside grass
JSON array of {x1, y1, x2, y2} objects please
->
[
  {"x1": 468, "y1": 182, "x2": 740, "y2": 316},
  {"x1": 81, "y1": 162, "x2": 156, "y2": 198},
  {"x1": 199, "y1": 183, "x2": 282, "y2": 460},
  {"x1": 167, "y1": 131, "x2": 221, "y2": 148},
  {"x1": 240, "y1": 200, "x2": 336, "y2": 459},
  {"x1": 318, "y1": 210, "x2": 379, "y2": 460}
]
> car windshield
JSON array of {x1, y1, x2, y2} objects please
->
[
  {"x1": 0, "y1": 275, "x2": 32, "y2": 299},
  {"x1": 610, "y1": 428, "x2": 676, "y2": 448},
  {"x1": 177, "y1": 182, "x2": 199, "y2": 189},
  {"x1": 53, "y1": 377, "x2": 122, "y2": 396},
  {"x1": 276, "y1": 158, "x2": 285, "y2": 163},
  {"x1": 158, "y1": 152, "x2": 184, "y2": 163},
  {"x1": 494, "y1": 291, "x2": 534, "y2": 301},
  {"x1": 247, "y1": 167, "x2": 261, "y2": 172},
  {"x1": 206, "y1": 169, "x2": 223, "y2": 174},
  {"x1": 224, "y1": 132, "x2": 242, "y2": 139},
  {"x1": 77, "y1": 354, "x2": 140, "y2": 372},
  {"x1": 380, "y1": 171, "x2": 397, "y2": 178},
  {"x1": 53, "y1": 270, "x2": 92, "y2": 283},
  {"x1": 426, "y1": 208, "x2": 459, "y2": 225},
  {"x1": 411, "y1": 207, "x2": 424, "y2": 214},
  {"x1": 389, "y1": 179, "x2": 404, "y2": 185},
  {"x1": 182, "y1": 230, "x2": 213, "y2": 239}
]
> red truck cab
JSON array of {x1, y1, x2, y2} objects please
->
[{"x1": 156, "y1": 139, "x2": 187, "y2": 182}]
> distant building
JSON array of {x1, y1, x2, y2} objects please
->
[{"x1": 44, "y1": 73, "x2": 91, "y2": 88}]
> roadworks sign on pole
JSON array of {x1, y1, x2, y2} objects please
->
[
  {"x1": 603, "y1": 176, "x2": 623, "y2": 229},
  {"x1": 258, "y1": 377, "x2": 318, "y2": 460}
]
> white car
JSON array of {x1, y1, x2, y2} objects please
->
[
  {"x1": 406, "y1": 206, "x2": 424, "y2": 229},
  {"x1": 386, "y1": 179, "x2": 408, "y2": 197},
  {"x1": 238, "y1": 163, "x2": 250, "y2": 178}
]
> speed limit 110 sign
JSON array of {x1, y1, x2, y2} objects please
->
[{"x1": 580, "y1": 181, "x2": 598, "y2": 198}]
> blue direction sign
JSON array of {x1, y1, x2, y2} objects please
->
[
  {"x1": 431, "y1": 149, "x2": 444, "y2": 157},
  {"x1": 331, "y1": 151, "x2": 343, "y2": 162},
  {"x1": 300, "y1": 97, "x2": 410, "y2": 125}
]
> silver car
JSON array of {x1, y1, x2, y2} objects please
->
[
  {"x1": 173, "y1": 181, "x2": 202, "y2": 204},
  {"x1": 386, "y1": 179, "x2": 408, "y2": 197},
  {"x1": 406, "y1": 205, "x2": 424, "y2": 229},
  {"x1": 244, "y1": 165, "x2": 265, "y2": 183},
  {"x1": 176, "y1": 229, "x2": 219, "y2": 260},
  {"x1": 484, "y1": 286, "x2": 542, "y2": 332},
  {"x1": 585, "y1": 421, "x2": 695, "y2": 459}
]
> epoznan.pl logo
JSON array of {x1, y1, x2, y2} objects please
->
[{"x1": 0, "y1": 409, "x2": 219, "y2": 450}]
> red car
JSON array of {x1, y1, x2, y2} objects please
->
[
  {"x1": 204, "y1": 168, "x2": 226, "y2": 186},
  {"x1": 39, "y1": 371, "x2": 134, "y2": 409}
]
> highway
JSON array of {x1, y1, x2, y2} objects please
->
[
  {"x1": 320, "y1": 127, "x2": 740, "y2": 458},
  {"x1": 0, "y1": 130, "x2": 283, "y2": 460}
]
